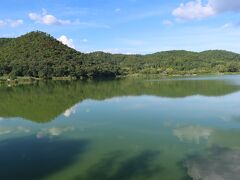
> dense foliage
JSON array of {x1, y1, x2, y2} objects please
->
[
  {"x1": 0, "y1": 31, "x2": 119, "y2": 79},
  {"x1": 0, "y1": 31, "x2": 240, "y2": 79}
]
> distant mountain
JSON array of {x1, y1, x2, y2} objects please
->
[{"x1": 0, "y1": 31, "x2": 240, "y2": 79}]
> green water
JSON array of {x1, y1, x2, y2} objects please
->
[{"x1": 1, "y1": 75, "x2": 240, "y2": 180}]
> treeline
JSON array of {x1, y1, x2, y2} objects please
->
[{"x1": 0, "y1": 31, "x2": 240, "y2": 79}]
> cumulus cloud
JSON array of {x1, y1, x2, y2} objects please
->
[
  {"x1": 0, "y1": 19, "x2": 23, "y2": 28},
  {"x1": 172, "y1": 0, "x2": 215, "y2": 20},
  {"x1": 9, "y1": 19, "x2": 23, "y2": 27},
  {"x1": 173, "y1": 0, "x2": 240, "y2": 20},
  {"x1": 209, "y1": 0, "x2": 240, "y2": 13},
  {"x1": 63, "y1": 105, "x2": 77, "y2": 117},
  {"x1": 0, "y1": 20, "x2": 6, "y2": 28},
  {"x1": 57, "y1": 35, "x2": 75, "y2": 49},
  {"x1": 29, "y1": 9, "x2": 71, "y2": 25}
]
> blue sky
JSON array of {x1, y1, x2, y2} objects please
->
[{"x1": 0, "y1": 0, "x2": 240, "y2": 54}]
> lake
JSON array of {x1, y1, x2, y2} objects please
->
[{"x1": 0, "y1": 75, "x2": 240, "y2": 180}]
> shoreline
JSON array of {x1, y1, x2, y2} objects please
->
[{"x1": 1, "y1": 72, "x2": 240, "y2": 87}]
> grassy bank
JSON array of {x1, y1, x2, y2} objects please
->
[
  {"x1": 0, "y1": 76, "x2": 40, "y2": 86},
  {"x1": 1, "y1": 72, "x2": 240, "y2": 87}
]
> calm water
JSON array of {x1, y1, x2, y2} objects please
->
[{"x1": 1, "y1": 75, "x2": 240, "y2": 180}]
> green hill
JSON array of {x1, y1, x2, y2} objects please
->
[
  {"x1": 0, "y1": 38, "x2": 13, "y2": 46},
  {"x1": 0, "y1": 31, "x2": 119, "y2": 79},
  {"x1": 0, "y1": 31, "x2": 240, "y2": 79}
]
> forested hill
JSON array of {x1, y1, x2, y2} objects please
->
[
  {"x1": 0, "y1": 38, "x2": 13, "y2": 46},
  {"x1": 0, "y1": 31, "x2": 240, "y2": 79}
]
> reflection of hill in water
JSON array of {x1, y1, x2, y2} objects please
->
[{"x1": 0, "y1": 78, "x2": 239, "y2": 123}]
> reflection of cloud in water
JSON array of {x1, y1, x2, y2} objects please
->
[
  {"x1": 63, "y1": 104, "x2": 91, "y2": 117},
  {"x1": 173, "y1": 126, "x2": 213, "y2": 144},
  {"x1": 37, "y1": 127, "x2": 74, "y2": 138},
  {"x1": 16, "y1": 126, "x2": 31, "y2": 133},
  {"x1": 0, "y1": 127, "x2": 11, "y2": 136},
  {"x1": 0, "y1": 126, "x2": 31, "y2": 136},
  {"x1": 185, "y1": 147, "x2": 240, "y2": 180},
  {"x1": 63, "y1": 106, "x2": 77, "y2": 117}
]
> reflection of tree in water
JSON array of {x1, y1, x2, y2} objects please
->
[
  {"x1": 184, "y1": 146, "x2": 240, "y2": 180},
  {"x1": 77, "y1": 150, "x2": 162, "y2": 180},
  {"x1": 0, "y1": 78, "x2": 239, "y2": 123},
  {"x1": 0, "y1": 136, "x2": 89, "y2": 180}
]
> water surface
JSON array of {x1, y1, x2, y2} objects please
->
[{"x1": 1, "y1": 75, "x2": 240, "y2": 180}]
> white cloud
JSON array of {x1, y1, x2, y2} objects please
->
[
  {"x1": 36, "y1": 126, "x2": 74, "y2": 138},
  {"x1": 172, "y1": 0, "x2": 215, "y2": 20},
  {"x1": 9, "y1": 19, "x2": 23, "y2": 27},
  {"x1": 173, "y1": 125, "x2": 213, "y2": 144},
  {"x1": 29, "y1": 9, "x2": 70, "y2": 25},
  {"x1": 162, "y1": 19, "x2": 173, "y2": 26},
  {"x1": 42, "y1": 15, "x2": 58, "y2": 25},
  {"x1": 0, "y1": 20, "x2": 6, "y2": 28},
  {"x1": 209, "y1": 0, "x2": 240, "y2": 13},
  {"x1": 0, "y1": 19, "x2": 23, "y2": 28},
  {"x1": 63, "y1": 105, "x2": 77, "y2": 117},
  {"x1": 29, "y1": 13, "x2": 41, "y2": 21},
  {"x1": 58, "y1": 35, "x2": 75, "y2": 49},
  {"x1": 185, "y1": 147, "x2": 240, "y2": 180},
  {"x1": 0, "y1": 127, "x2": 11, "y2": 136},
  {"x1": 173, "y1": 0, "x2": 240, "y2": 20}
]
